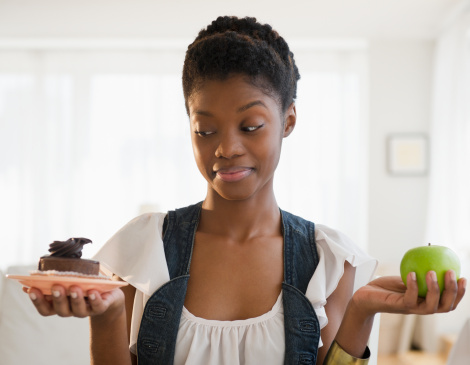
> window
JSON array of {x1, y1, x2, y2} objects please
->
[{"x1": 0, "y1": 44, "x2": 369, "y2": 269}]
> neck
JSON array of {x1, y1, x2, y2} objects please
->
[{"x1": 200, "y1": 188, "x2": 282, "y2": 242}]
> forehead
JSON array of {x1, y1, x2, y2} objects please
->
[{"x1": 188, "y1": 75, "x2": 282, "y2": 114}]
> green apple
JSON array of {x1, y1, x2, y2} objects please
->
[{"x1": 400, "y1": 243, "x2": 461, "y2": 297}]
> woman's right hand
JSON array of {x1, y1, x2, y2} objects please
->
[
  {"x1": 25, "y1": 284, "x2": 125, "y2": 319},
  {"x1": 26, "y1": 280, "x2": 135, "y2": 365}
]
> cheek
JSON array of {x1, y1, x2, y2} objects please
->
[
  {"x1": 256, "y1": 139, "x2": 282, "y2": 171},
  {"x1": 191, "y1": 140, "x2": 212, "y2": 174},
  {"x1": 191, "y1": 138, "x2": 202, "y2": 164}
]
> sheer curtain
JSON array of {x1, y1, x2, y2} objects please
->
[
  {"x1": 0, "y1": 44, "x2": 368, "y2": 270},
  {"x1": 276, "y1": 45, "x2": 369, "y2": 248},
  {"x1": 416, "y1": 6, "x2": 470, "y2": 351},
  {"x1": 425, "y1": 10, "x2": 470, "y2": 255}
]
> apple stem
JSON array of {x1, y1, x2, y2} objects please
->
[{"x1": 428, "y1": 243, "x2": 431, "y2": 246}]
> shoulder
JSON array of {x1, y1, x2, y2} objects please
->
[
  {"x1": 96, "y1": 212, "x2": 167, "y2": 256},
  {"x1": 306, "y1": 223, "x2": 377, "y2": 302},
  {"x1": 166, "y1": 202, "x2": 203, "y2": 226},
  {"x1": 281, "y1": 210, "x2": 317, "y2": 254},
  {"x1": 315, "y1": 224, "x2": 354, "y2": 245},
  {"x1": 281, "y1": 209, "x2": 315, "y2": 233},
  {"x1": 92, "y1": 212, "x2": 170, "y2": 292},
  {"x1": 314, "y1": 224, "x2": 375, "y2": 270},
  {"x1": 119, "y1": 212, "x2": 167, "y2": 234}
]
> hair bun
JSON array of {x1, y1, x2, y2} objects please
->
[{"x1": 183, "y1": 16, "x2": 300, "y2": 113}]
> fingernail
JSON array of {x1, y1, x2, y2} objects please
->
[
  {"x1": 450, "y1": 270, "x2": 456, "y2": 281},
  {"x1": 431, "y1": 271, "x2": 437, "y2": 281},
  {"x1": 410, "y1": 272, "x2": 416, "y2": 281},
  {"x1": 70, "y1": 292, "x2": 77, "y2": 299},
  {"x1": 52, "y1": 290, "x2": 60, "y2": 298},
  {"x1": 29, "y1": 292, "x2": 37, "y2": 301},
  {"x1": 89, "y1": 293, "x2": 96, "y2": 301}
]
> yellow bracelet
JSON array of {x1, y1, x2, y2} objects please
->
[{"x1": 323, "y1": 340, "x2": 370, "y2": 364}]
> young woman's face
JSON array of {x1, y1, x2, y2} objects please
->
[{"x1": 188, "y1": 75, "x2": 296, "y2": 202}]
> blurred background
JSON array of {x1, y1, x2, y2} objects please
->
[{"x1": 1, "y1": 1, "x2": 469, "y2": 364}]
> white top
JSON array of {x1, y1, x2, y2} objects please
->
[{"x1": 94, "y1": 212, "x2": 377, "y2": 365}]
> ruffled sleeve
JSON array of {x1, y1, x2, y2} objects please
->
[
  {"x1": 93, "y1": 212, "x2": 170, "y2": 354},
  {"x1": 306, "y1": 224, "x2": 378, "y2": 347},
  {"x1": 93, "y1": 212, "x2": 170, "y2": 295}
]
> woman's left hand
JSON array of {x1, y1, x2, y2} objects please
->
[{"x1": 352, "y1": 270, "x2": 466, "y2": 317}]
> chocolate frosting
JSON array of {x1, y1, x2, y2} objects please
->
[{"x1": 48, "y1": 237, "x2": 92, "y2": 258}]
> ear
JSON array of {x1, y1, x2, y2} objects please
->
[{"x1": 283, "y1": 102, "x2": 296, "y2": 138}]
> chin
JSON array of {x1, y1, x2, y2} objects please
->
[
  {"x1": 216, "y1": 191, "x2": 255, "y2": 202},
  {"x1": 212, "y1": 185, "x2": 257, "y2": 202}
]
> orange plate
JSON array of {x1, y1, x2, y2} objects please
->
[{"x1": 6, "y1": 274, "x2": 128, "y2": 295}]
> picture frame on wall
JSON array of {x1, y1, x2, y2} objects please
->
[{"x1": 387, "y1": 134, "x2": 428, "y2": 176}]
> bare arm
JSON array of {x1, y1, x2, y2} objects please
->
[
  {"x1": 89, "y1": 276, "x2": 136, "y2": 365},
  {"x1": 89, "y1": 292, "x2": 130, "y2": 365},
  {"x1": 316, "y1": 261, "x2": 356, "y2": 364}
]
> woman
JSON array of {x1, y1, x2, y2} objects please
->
[{"x1": 27, "y1": 16, "x2": 466, "y2": 365}]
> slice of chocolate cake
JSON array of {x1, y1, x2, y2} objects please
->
[{"x1": 37, "y1": 237, "x2": 99, "y2": 276}]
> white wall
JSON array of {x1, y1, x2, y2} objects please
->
[
  {"x1": 0, "y1": 0, "x2": 454, "y2": 40},
  {"x1": 368, "y1": 40, "x2": 434, "y2": 269}
]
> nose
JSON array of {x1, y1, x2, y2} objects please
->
[{"x1": 215, "y1": 132, "x2": 245, "y2": 159}]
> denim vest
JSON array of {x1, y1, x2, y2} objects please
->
[{"x1": 137, "y1": 202, "x2": 320, "y2": 365}]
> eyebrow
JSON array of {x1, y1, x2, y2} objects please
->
[
  {"x1": 237, "y1": 100, "x2": 267, "y2": 113},
  {"x1": 194, "y1": 100, "x2": 267, "y2": 117}
]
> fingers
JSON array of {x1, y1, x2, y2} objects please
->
[
  {"x1": 438, "y1": 270, "x2": 458, "y2": 311},
  {"x1": 88, "y1": 288, "x2": 125, "y2": 316},
  {"x1": 404, "y1": 271, "x2": 441, "y2": 314},
  {"x1": 69, "y1": 286, "x2": 90, "y2": 318},
  {"x1": 68, "y1": 288, "x2": 111, "y2": 316},
  {"x1": 50, "y1": 285, "x2": 74, "y2": 317},
  {"x1": 403, "y1": 272, "x2": 420, "y2": 309},
  {"x1": 28, "y1": 287, "x2": 56, "y2": 316},
  {"x1": 86, "y1": 290, "x2": 108, "y2": 314},
  {"x1": 27, "y1": 285, "x2": 113, "y2": 318},
  {"x1": 421, "y1": 270, "x2": 466, "y2": 314},
  {"x1": 424, "y1": 271, "x2": 440, "y2": 313},
  {"x1": 436, "y1": 271, "x2": 468, "y2": 313},
  {"x1": 361, "y1": 272, "x2": 466, "y2": 317},
  {"x1": 454, "y1": 277, "x2": 467, "y2": 308}
]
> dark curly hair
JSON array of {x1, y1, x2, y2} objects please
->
[{"x1": 182, "y1": 16, "x2": 300, "y2": 114}]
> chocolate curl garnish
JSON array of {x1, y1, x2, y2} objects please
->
[{"x1": 48, "y1": 237, "x2": 92, "y2": 258}]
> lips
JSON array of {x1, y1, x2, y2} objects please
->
[{"x1": 214, "y1": 167, "x2": 254, "y2": 182}]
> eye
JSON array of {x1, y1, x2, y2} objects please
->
[
  {"x1": 194, "y1": 130, "x2": 215, "y2": 137},
  {"x1": 242, "y1": 124, "x2": 264, "y2": 132}
]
